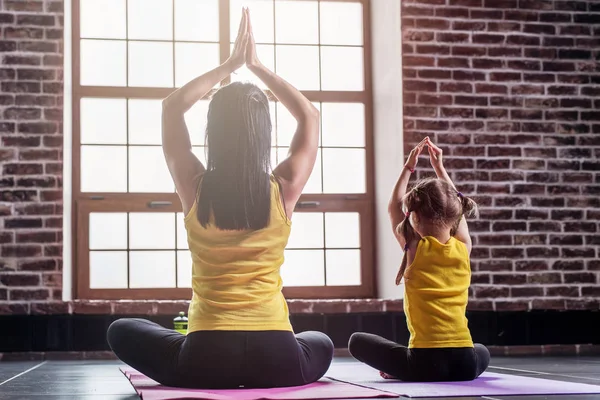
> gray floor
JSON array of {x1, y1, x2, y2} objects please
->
[{"x1": 0, "y1": 357, "x2": 599, "y2": 399}]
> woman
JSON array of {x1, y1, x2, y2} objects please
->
[{"x1": 107, "y1": 8, "x2": 333, "y2": 389}]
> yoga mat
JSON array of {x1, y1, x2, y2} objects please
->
[
  {"x1": 120, "y1": 367, "x2": 397, "y2": 400},
  {"x1": 326, "y1": 362, "x2": 600, "y2": 398}
]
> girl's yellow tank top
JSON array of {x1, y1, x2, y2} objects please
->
[
  {"x1": 183, "y1": 175, "x2": 293, "y2": 333},
  {"x1": 403, "y1": 236, "x2": 474, "y2": 348}
]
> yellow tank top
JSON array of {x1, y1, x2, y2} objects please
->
[
  {"x1": 403, "y1": 236, "x2": 474, "y2": 348},
  {"x1": 183, "y1": 175, "x2": 293, "y2": 332}
]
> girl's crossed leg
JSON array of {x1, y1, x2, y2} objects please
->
[{"x1": 348, "y1": 332, "x2": 490, "y2": 382}]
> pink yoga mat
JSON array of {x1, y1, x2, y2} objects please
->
[
  {"x1": 120, "y1": 367, "x2": 397, "y2": 400},
  {"x1": 326, "y1": 362, "x2": 600, "y2": 398}
]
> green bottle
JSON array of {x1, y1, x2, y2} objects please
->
[{"x1": 173, "y1": 311, "x2": 188, "y2": 335}]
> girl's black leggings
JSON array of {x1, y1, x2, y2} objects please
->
[
  {"x1": 107, "y1": 318, "x2": 334, "y2": 389},
  {"x1": 349, "y1": 332, "x2": 490, "y2": 382}
]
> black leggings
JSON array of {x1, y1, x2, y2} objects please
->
[
  {"x1": 107, "y1": 318, "x2": 334, "y2": 389},
  {"x1": 348, "y1": 332, "x2": 490, "y2": 382}
]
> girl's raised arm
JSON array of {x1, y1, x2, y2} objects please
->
[
  {"x1": 389, "y1": 139, "x2": 426, "y2": 246},
  {"x1": 425, "y1": 138, "x2": 476, "y2": 254}
]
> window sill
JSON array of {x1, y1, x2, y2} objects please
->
[
  {"x1": 1, "y1": 299, "x2": 406, "y2": 315},
  {"x1": 0, "y1": 299, "x2": 501, "y2": 315}
]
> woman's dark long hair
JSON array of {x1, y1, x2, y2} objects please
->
[{"x1": 197, "y1": 82, "x2": 273, "y2": 231}]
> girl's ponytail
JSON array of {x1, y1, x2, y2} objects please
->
[
  {"x1": 395, "y1": 211, "x2": 416, "y2": 285},
  {"x1": 459, "y1": 192, "x2": 479, "y2": 219}
]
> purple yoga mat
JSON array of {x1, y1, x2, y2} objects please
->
[
  {"x1": 326, "y1": 362, "x2": 600, "y2": 398},
  {"x1": 120, "y1": 367, "x2": 397, "y2": 400}
]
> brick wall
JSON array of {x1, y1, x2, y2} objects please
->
[
  {"x1": 0, "y1": 0, "x2": 64, "y2": 304},
  {"x1": 402, "y1": 0, "x2": 600, "y2": 311},
  {"x1": 0, "y1": 0, "x2": 598, "y2": 312}
]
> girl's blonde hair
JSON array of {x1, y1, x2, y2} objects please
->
[{"x1": 395, "y1": 178, "x2": 479, "y2": 285}]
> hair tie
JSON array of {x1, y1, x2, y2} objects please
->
[
  {"x1": 404, "y1": 243, "x2": 409, "y2": 251},
  {"x1": 405, "y1": 211, "x2": 410, "y2": 218},
  {"x1": 457, "y1": 192, "x2": 463, "y2": 198}
]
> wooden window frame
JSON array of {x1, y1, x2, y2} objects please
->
[{"x1": 71, "y1": 0, "x2": 376, "y2": 300}]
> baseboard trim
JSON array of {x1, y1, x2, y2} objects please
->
[{"x1": 1, "y1": 310, "x2": 599, "y2": 353}]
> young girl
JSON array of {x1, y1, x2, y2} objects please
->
[{"x1": 348, "y1": 137, "x2": 490, "y2": 382}]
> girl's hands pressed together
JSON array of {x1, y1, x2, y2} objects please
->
[
  {"x1": 425, "y1": 137, "x2": 444, "y2": 172},
  {"x1": 405, "y1": 137, "x2": 427, "y2": 172},
  {"x1": 226, "y1": 7, "x2": 250, "y2": 71}
]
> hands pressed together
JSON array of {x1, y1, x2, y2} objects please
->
[
  {"x1": 405, "y1": 137, "x2": 444, "y2": 173},
  {"x1": 227, "y1": 7, "x2": 260, "y2": 71}
]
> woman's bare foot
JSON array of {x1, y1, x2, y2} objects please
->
[{"x1": 380, "y1": 371, "x2": 395, "y2": 379}]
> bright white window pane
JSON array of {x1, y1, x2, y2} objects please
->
[
  {"x1": 230, "y1": 44, "x2": 275, "y2": 90},
  {"x1": 271, "y1": 147, "x2": 278, "y2": 168},
  {"x1": 325, "y1": 213, "x2": 360, "y2": 248},
  {"x1": 128, "y1": 146, "x2": 174, "y2": 192},
  {"x1": 129, "y1": 251, "x2": 176, "y2": 288},
  {"x1": 175, "y1": 43, "x2": 220, "y2": 88},
  {"x1": 129, "y1": 213, "x2": 175, "y2": 249},
  {"x1": 323, "y1": 148, "x2": 365, "y2": 194},
  {"x1": 287, "y1": 212, "x2": 323, "y2": 249},
  {"x1": 276, "y1": 46, "x2": 320, "y2": 90},
  {"x1": 128, "y1": 0, "x2": 173, "y2": 40},
  {"x1": 275, "y1": 103, "x2": 295, "y2": 147},
  {"x1": 80, "y1": 40, "x2": 126, "y2": 86},
  {"x1": 321, "y1": 47, "x2": 363, "y2": 91},
  {"x1": 275, "y1": 1, "x2": 318, "y2": 44},
  {"x1": 184, "y1": 100, "x2": 210, "y2": 146},
  {"x1": 89, "y1": 212, "x2": 127, "y2": 250},
  {"x1": 177, "y1": 250, "x2": 192, "y2": 288},
  {"x1": 80, "y1": 98, "x2": 126, "y2": 145},
  {"x1": 191, "y1": 146, "x2": 207, "y2": 166},
  {"x1": 90, "y1": 251, "x2": 128, "y2": 289},
  {"x1": 230, "y1": 0, "x2": 274, "y2": 43},
  {"x1": 129, "y1": 146, "x2": 175, "y2": 193},
  {"x1": 81, "y1": 145, "x2": 127, "y2": 192},
  {"x1": 320, "y1": 2, "x2": 363, "y2": 46},
  {"x1": 175, "y1": 0, "x2": 219, "y2": 41},
  {"x1": 275, "y1": 102, "x2": 320, "y2": 147},
  {"x1": 277, "y1": 147, "x2": 322, "y2": 194},
  {"x1": 281, "y1": 250, "x2": 324, "y2": 286},
  {"x1": 128, "y1": 99, "x2": 163, "y2": 145},
  {"x1": 326, "y1": 249, "x2": 361, "y2": 286},
  {"x1": 128, "y1": 42, "x2": 173, "y2": 87},
  {"x1": 80, "y1": 0, "x2": 126, "y2": 39},
  {"x1": 321, "y1": 103, "x2": 365, "y2": 147},
  {"x1": 176, "y1": 212, "x2": 188, "y2": 249}
]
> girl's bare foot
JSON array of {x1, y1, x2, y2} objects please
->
[{"x1": 380, "y1": 371, "x2": 395, "y2": 379}]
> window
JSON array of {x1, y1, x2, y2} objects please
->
[{"x1": 72, "y1": 0, "x2": 374, "y2": 300}]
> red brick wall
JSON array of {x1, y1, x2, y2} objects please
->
[
  {"x1": 402, "y1": 0, "x2": 600, "y2": 311},
  {"x1": 0, "y1": 0, "x2": 598, "y2": 311},
  {"x1": 0, "y1": 0, "x2": 64, "y2": 304}
]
